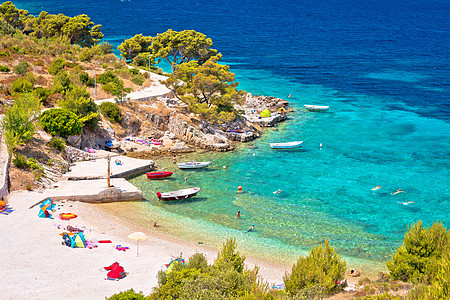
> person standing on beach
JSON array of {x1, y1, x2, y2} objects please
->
[{"x1": 172, "y1": 155, "x2": 177, "y2": 164}]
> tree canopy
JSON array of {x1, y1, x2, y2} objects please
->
[
  {"x1": 0, "y1": 1, "x2": 103, "y2": 47},
  {"x1": 117, "y1": 33, "x2": 151, "y2": 61},
  {"x1": 283, "y1": 239, "x2": 347, "y2": 297},
  {"x1": 1, "y1": 93, "x2": 41, "y2": 153},
  {"x1": 162, "y1": 55, "x2": 245, "y2": 124},
  {"x1": 151, "y1": 29, "x2": 218, "y2": 67},
  {"x1": 387, "y1": 220, "x2": 450, "y2": 284}
]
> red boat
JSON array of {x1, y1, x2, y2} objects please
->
[
  {"x1": 156, "y1": 187, "x2": 201, "y2": 201},
  {"x1": 146, "y1": 171, "x2": 173, "y2": 179}
]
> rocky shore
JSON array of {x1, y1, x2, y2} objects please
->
[{"x1": 68, "y1": 92, "x2": 291, "y2": 156}]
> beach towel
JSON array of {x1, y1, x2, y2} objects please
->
[
  {"x1": 98, "y1": 240, "x2": 112, "y2": 243},
  {"x1": 0, "y1": 205, "x2": 14, "y2": 215}
]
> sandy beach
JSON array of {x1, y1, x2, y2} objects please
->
[{"x1": 0, "y1": 189, "x2": 289, "y2": 299}]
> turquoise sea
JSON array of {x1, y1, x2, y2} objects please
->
[{"x1": 13, "y1": 0, "x2": 450, "y2": 269}]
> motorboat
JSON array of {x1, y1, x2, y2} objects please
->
[
  {"x1": 304, "y1": 105, "x2": 329, "y2": 111},
  {"x1": 177, "y1": 161, "x2": 212, "y2": 169},
  {"x1": 270, "y1": 141, "x2": 303, "y2": 149},
  {"x1": 156, "y1": 187, "x2": 201, "y2": 201},
  {"x1": 146, "y1": 171, "x2": 173, "y2": 179}
]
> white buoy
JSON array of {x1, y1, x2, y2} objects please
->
[{"x1": 252, "y1": 153, "x2": 255, "y2": 156}]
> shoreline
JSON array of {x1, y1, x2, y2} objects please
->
[{"x1": 1, "y1": 190, "x2": 289, "y2": 299}]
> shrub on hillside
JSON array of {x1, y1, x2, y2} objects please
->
[
  {"x1": 99, "y1": 102, "x2": 122, "y2": 123},
  {"x1": 148, "y1": 238, "x2": 270, "y2": 299},
  {"x1": 386, "y1": 220, "x2": 449, "y2": 284},
  {"x1": 11, "y1": 77, "x2": 33, "y2": 94},
  {"x1": 33, "y1": 87, "x2": 51, "y2": 104},
  {"x1": 47, "y1": 137, "x2": 66, "y2": 151},
  {"x1": 40, "y1": 108, "x2": 82, "y2": 138},
  {"x1": 97, "y1": 70, "x2": 120, "y2": 85},
  {"x1": 12, "y1": 153, "x2": 29, "y2": 168},
  {"x1": 48, "y1": 58, "x2": 66, "y2": 75},
  {"x1": 0, "y1": 64, "x2": 10, "y2": 72},
  {"x1": 13, "y1": 60, "x2": 29, "y2": 75},
  {"x1": 131, "y1": 73, "x2": 144, "y2": 86},
  {"x1": 283, "y1": 239, "x2": 347, "y2": 297},
  {"x1": 51, "y1": 70, "x2": 72, "y2": 94},
  {"x1": 106, "y1": 289, "x2": 145, "y2": 300},
  {"x1": 79, "y1": 72, "x2": 95, "y2": 87}
]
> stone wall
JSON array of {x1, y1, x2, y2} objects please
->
[{"x1": 0, "y1": 117, "x2": 10, "y2": 199}]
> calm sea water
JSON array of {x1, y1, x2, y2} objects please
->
[{"x1": 15, "y1": 0, "x2": 450, "y2": 267}]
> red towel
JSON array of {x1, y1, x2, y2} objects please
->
[{"x1": 98, "y1": 240, "x2": 112, "y2": 243}]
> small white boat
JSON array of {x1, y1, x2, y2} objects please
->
[
  {"x1": 304, "y1": 105, "x2": 329, "y2": 111},
  {"x1": 156, "y1": 187, "x2": 201, "y2": 201},
  {"x1": 270, "y1": 141, "x2": 303, "y2": 149},
  {"x1": 177, "y1": 161, "x2": 212, "y2": 169}
]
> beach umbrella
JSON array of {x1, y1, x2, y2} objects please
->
[{"x1": 127, "y1": 232, "x2": 148, "y2": 256}]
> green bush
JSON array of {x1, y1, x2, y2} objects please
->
[
  {"x1": 102, "y1": 82, "x2": 121, "y2": 95},
  {"x1": 99, "y1": 102, "x2": 122, "y2": 123},
  {"x1": 106, "y1": 289, "x2": 145, "y2": 300},
  {"x1": 48, "y1": 58, "x2": 66, "y2": 75},
  {"x1": 47, "y1": 137, "x2": 66, "y2": 151},
  {"x1": 12, "y1": 153, "x2": 29, "y2": 168},
  {"x1": 40, "y1": 108, "x2": 82, "y2": 138},
  {"x1": 97, "y1": 70, "x2": 120, "y2": 85},
  {"x1": 11, "y1": 77, "x2": 33, "y2": 94},
  {"x1": 132, "y1": 53, "x2": 150, "y2": 67},
  {"x1": 13, "y1": 61, "x2": 29, "y2": 75},
  {"x1": 79, "y1": 72, "x2": 95, "y2": 87},
  {"x1": 284, "y1": 239, "x2": 347, "y2": 296},
  {"x1": 27, "y1": 158, "x2": 41, "y2": 170},
  {"x1": 51, "y1": 70, "x2": 72, "y2": 94},
  {"x1": 148, "y1": 238, "x2": 270, "y2": 299},
  {"x1": 98, "y1": 42, "x2": 113, "y2": 54},
  {"x1": 129, "y1": 68, "x2": 139, "y2": 75},
  {"x1": 386, "y1": 220, "x2": 450, "y2": 284},
  {"x1": 0, "y1": 64, "x2": 10, "y2": 72},
  {"x1": 131, "y1": 73, "x2": 144, "y2": 86},
  {"x1": 33, "y1": 87, "x2": 51, "y2": 104}
]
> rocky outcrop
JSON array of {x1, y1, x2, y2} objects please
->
[
  {"x1": 238, "y1": 93, "x2": 289, "y2": 127},
  {"x1": 168, "y1": 115, "x2": 233, "y2": 151}
]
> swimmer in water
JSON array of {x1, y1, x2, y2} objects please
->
[
  {"x1": 401, "y1": 201, "x2": 414, "y2": 205},
  {"x1": 273, "y1": 189, "x2": 282, "y2": 194},
  {"x1": 248, "y1": 224, "x2": 255, "y2": 232},
  {"x1": 392, "y1": 189, "x2": 405, "y2": 195},
  {"x1": 371, "y1": 185, "x2": 381, "y2": 191}
]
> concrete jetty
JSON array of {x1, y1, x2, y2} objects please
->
[{"x1": 42, "y1": 155, "x2": 154, "y2": 204}]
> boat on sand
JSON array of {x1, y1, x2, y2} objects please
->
[
  {"x1": 270, "y1": 141, "x2": 303, "y2": 149},
  {"x1": 304, "y1": 104, "x2": 329, "y2": 111},
  {"x1": 146, "y1": 171, "x2": 173, "y2": 179},
  {"x1": 156, "y1": 187, "x2": 201, "y2": 201},
  {"x1": 177, "y1": 161, "x2": 212, "y2": 169}
]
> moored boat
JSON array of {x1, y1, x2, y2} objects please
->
[
  {"x1": 146, "y1": 171, "x2": 173, "y2": 179},
  {"x1": 156, "y1": 187, "x2": 201, "y2": 201},
  {"x1": 270, "y1": 141, "x2": 303, "y2": 149},
  {"x1": 177, "y1": 161, "x2": 212, "y2": 169},
  {"x1": 304, "y1": 104, "x2": 329, "y2": 111}
]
